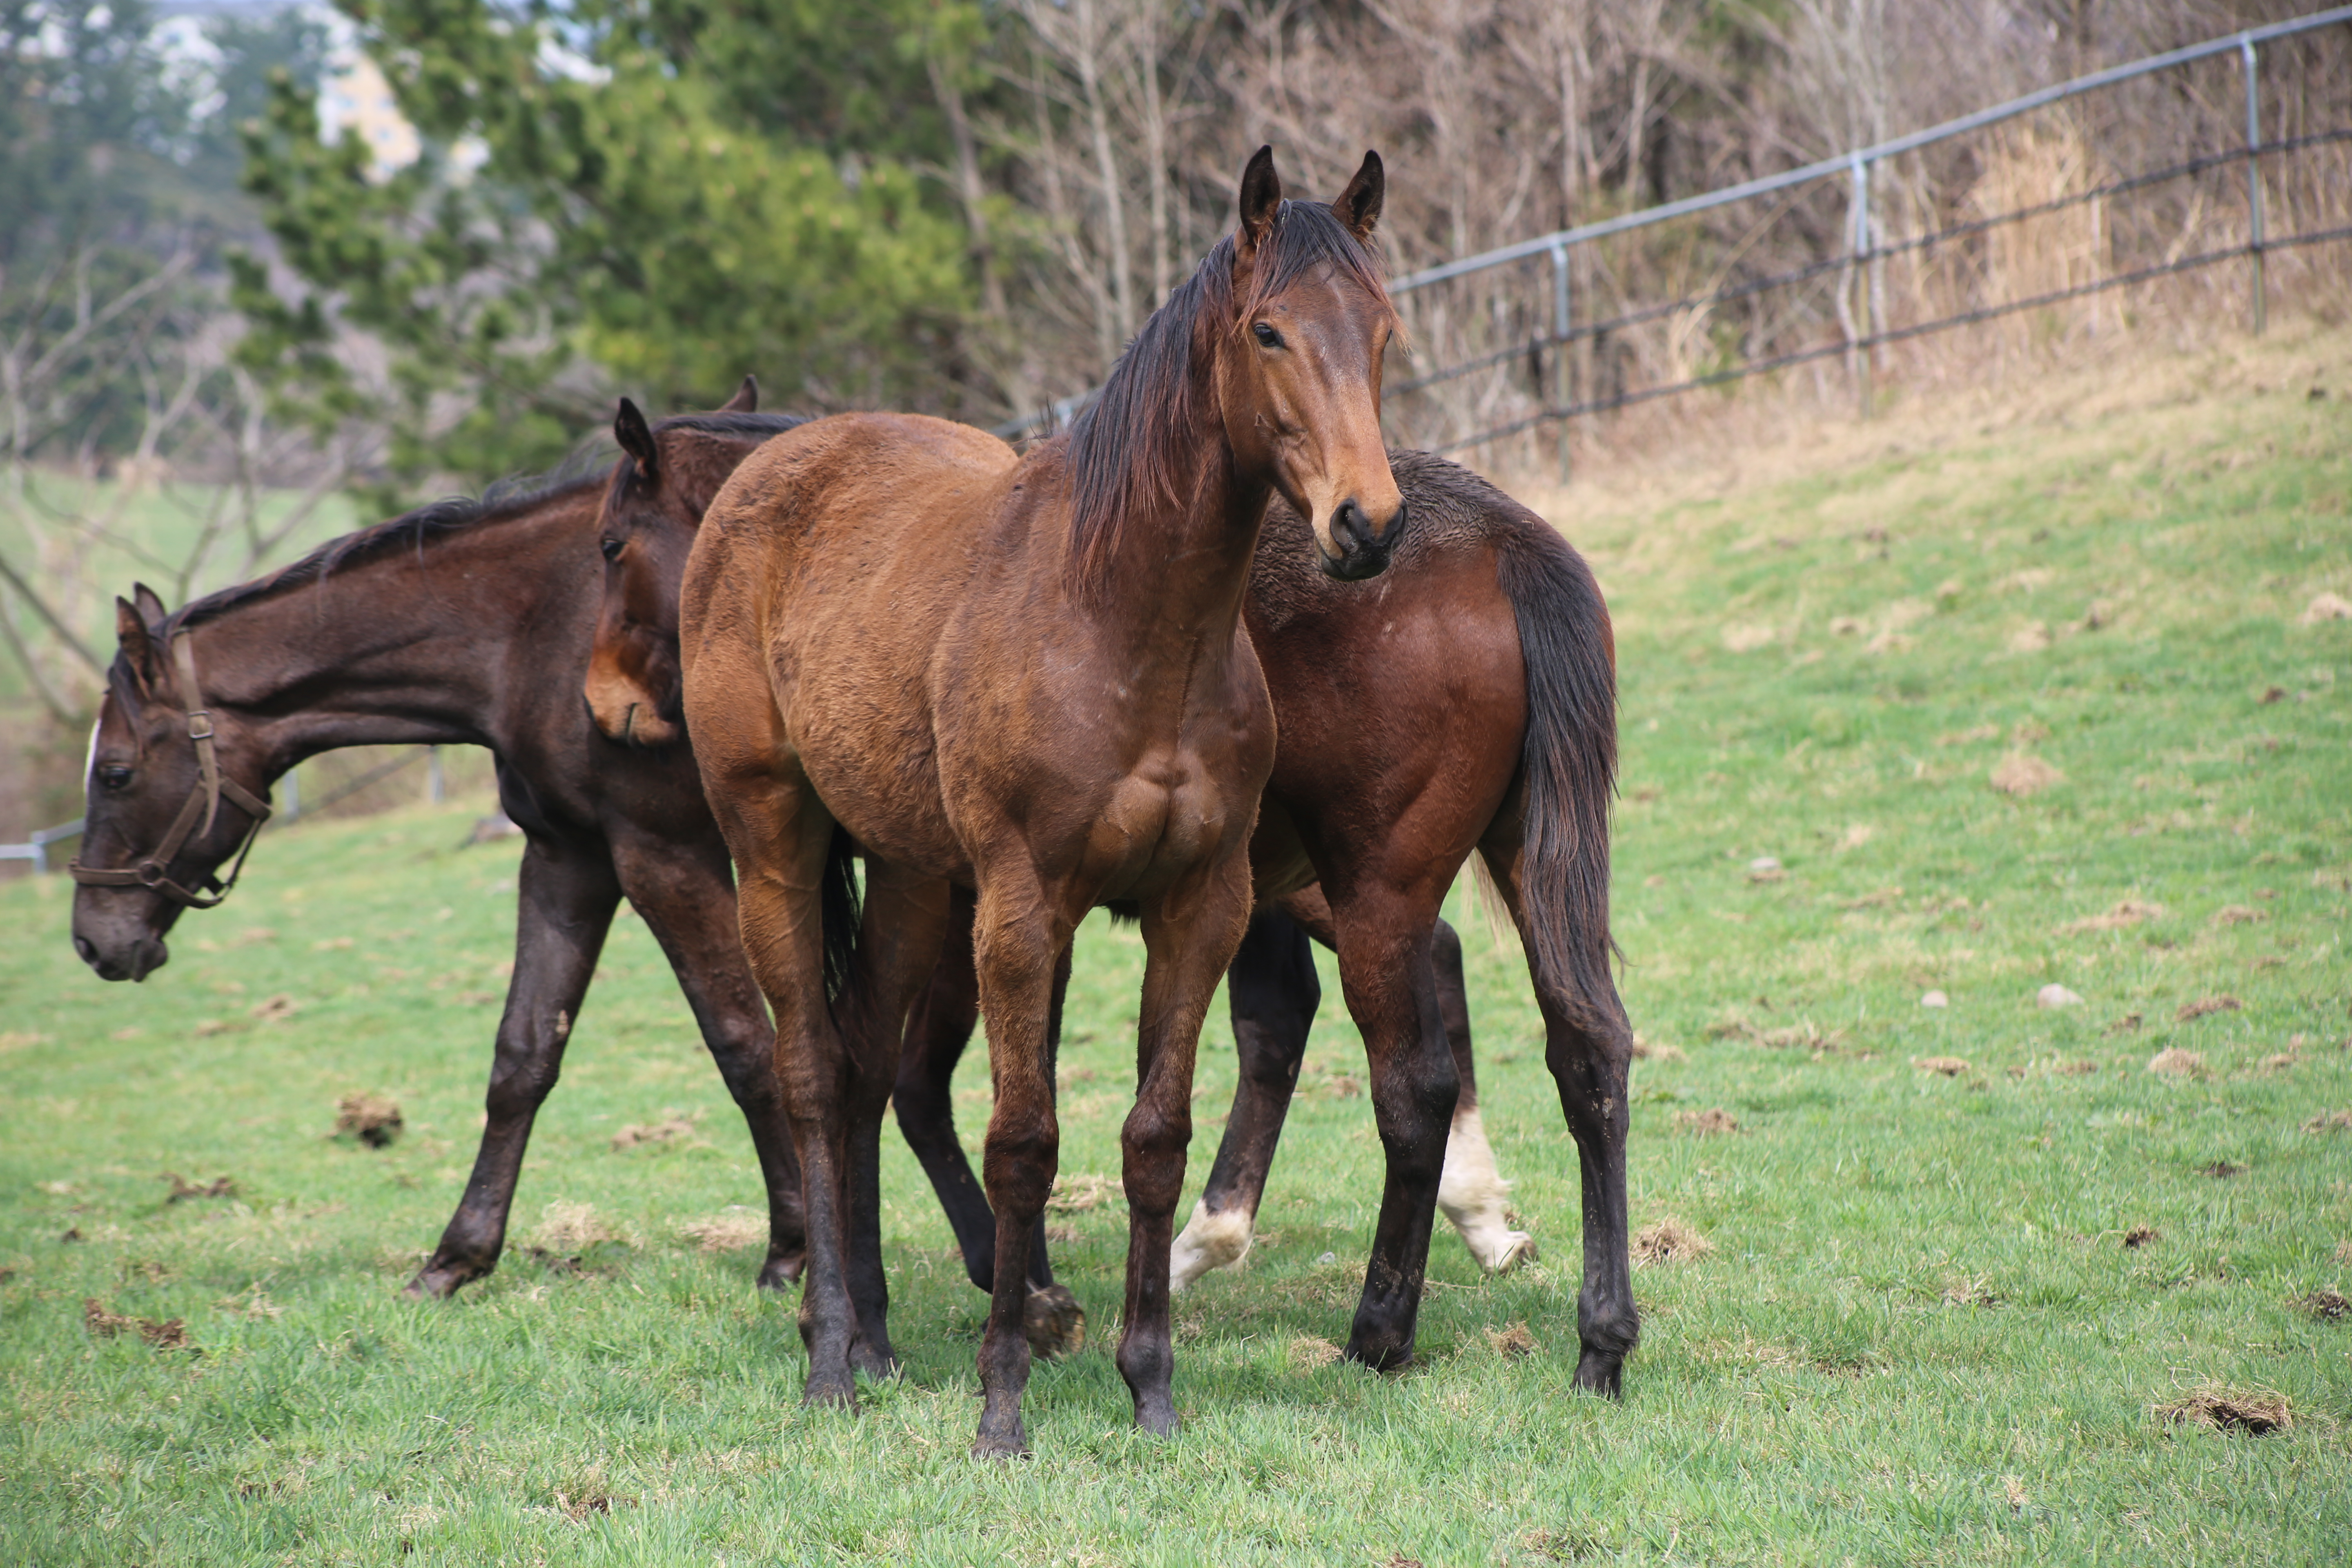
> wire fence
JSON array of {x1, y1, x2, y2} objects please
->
[
  {"x1": 994, "y1": 9, "x2": 2352, "y2": 465},
  {"x1": 1379, "y1": 9, "x2": 2352, "y2": 467}
]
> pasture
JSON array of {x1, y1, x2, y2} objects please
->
[{"x1": 3, "y1": 332, "x2": 2349, "y2": 1564}]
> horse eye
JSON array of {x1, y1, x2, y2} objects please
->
[
  {"x1": 99, "y1": 765, "x2": 132, "y2": 791},
  {"x1": 600, "y1": 538, "x2": 624, "y2": 562},
  {"x1": 1252, "y1": 322, "x2": 1283, "y2": 349}
]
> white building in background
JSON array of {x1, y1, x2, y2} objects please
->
[{"x1": 317, "y1": 48, "x2": 420, "y2": 177}]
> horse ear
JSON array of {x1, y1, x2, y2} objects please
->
[
  {"x1": 132, "y1": 581, "x2": 168, "y2": 629},
  {"x1": 720, "y1": 375, "x2": 758, "y2": 413},
  {"x1": 1332, "y1": 150, "x2": 1383, "y2": 242},
  {"x1": 115, "y1": 597, "x2": 163, "y2": 697},
  {"x1": 614, "y1": 397, "x2": 658, "y2": 481},
  {"x1": 1235, "y1": 145, "x2": 1281, "y2": 260}
]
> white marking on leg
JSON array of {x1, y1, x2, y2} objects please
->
[
  {"x1": 1438, "y1": 1105, "x2": 1535, "y2": 1272},
  {"x1": 1167, "y1": 1196, "x2": 1255, "y2": 1292}
]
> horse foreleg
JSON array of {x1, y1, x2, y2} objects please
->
[
  {"x1": 1327, "y1": 888, "x2": 1459, "y2": 1371},
  {"x1": 613, "y1": 832, "x2": 806, "y2": 1291},
  {"x1": 1170, "y1": 909, "x2": 1319, "y2": 1290},
  {"x1": 969, "y1": 882, "x2": 1071, "y2": 1459},
  {"x1": 1120, "y1": 866, "x2": 1256, "y2": 1435},
  {"x1": 1430, "y1": 917, "x2": 1536, "y2": 1274},
  {"x1": 406, "y1": 836, "x2": 619, "y2": 1300}
]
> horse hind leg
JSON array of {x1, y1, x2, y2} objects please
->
[
  {"x1": 1170, "y1": 909, "x2": 1319, "y2": 1291},
  {"x1": 406, "y1": 838, "x2": 619, "y2": 1300},
  {"x1": 1480, "y1": 840, "x2": 1639, "y2": 1398},
  {"x1": 1429, "y1": 917, "x2": 1536, "y2": 1274}
]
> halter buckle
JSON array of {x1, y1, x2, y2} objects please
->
[{"x1": 187, "y1": 711, "x2": 214, "y2": 741}]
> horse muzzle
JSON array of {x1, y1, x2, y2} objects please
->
[
  {"x1": 72, "y1": 926, "x2": 168, "y2": 982},
  {"x1": 1319, "y1": 495, "x2": 1407, "y2": 582}
]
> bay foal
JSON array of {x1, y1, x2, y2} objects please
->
[
  {"x1": 679, "y1": 149, "x2": 1403, "y2": 1453},
  {"x1": 592, "y1": 425, "x2": 1638, "y2": 1390}
]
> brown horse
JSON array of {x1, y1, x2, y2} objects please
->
[
  {"x1": 594, "y1": 417, "x2": 1634, "y2": 1394},
  {"x1": 65, "y1": 397, "x2": 817, "y2": 1301},
  {"x1": 677, "y1": 149, "x2": 1403, "y2": 1454}
]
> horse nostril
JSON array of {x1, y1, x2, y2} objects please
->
[
  {"x1": 1383, "y1": 497, "x2": 1408, "y2": 541},
  {"x1": 74, "y1": 935, "x2": 96, "y2": 965},
  {"x1": 1333, "y1": 499, "x2": 1369, "y2": 549}
]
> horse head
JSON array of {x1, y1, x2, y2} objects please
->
[{"x1": 70, "y1": 587, "x2": 274, "y2": 980}]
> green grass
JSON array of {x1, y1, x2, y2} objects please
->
[{"x1": 2, "y1": 336, "x2": 2349, "y2": 1564}]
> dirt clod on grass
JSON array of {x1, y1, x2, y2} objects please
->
[
  {"x1": 1484, "y1": 1321, "x2": 1539, "y2": 1358},
  {"x1": 530, "y1": 1200, "x2": 618, "y2": 1254},
  {"x1": 163, "y1": 1173, "x2": 234, "y2": 1202},
  {"x1": 1290, "y1": 1335, "x2": 1342, "y2": 1371},
  {"x1": 1913, "y1": 1056, "x2": 1970, "y2": 1077},
  {"x1": 2298, "y1": 1287, "x2": 2348, "y2": 1321},
  {"x1": 2212, "y1": 905, "x2": 2263, "y2": 927},
  {"x1": 248, "y1": 993, "x2": 298, "y2": 1022},
  {"x1": 1675, "y1": 1108, "x2": 1741, "y2": 1136},
  {"x1": 2147, "y1": 1049, "x2": 2206, "y2": 1078},
  {"x1": 2198, "y1": 1161, "x2": 2241, "y2": 1179},
  {"x1": 1630, "y1": 1033, "x2": 1686, "y2": 1062},
  {"x1": 610, "y1": 1111, "x2": 698, "y2": 1152},
  {"x1": 2123, "y1": 1225, "x2": 2160, "y2": 1250},
  {"x1": 2304, "y1": 1109, "x2": 2352, "y2": 1134},
  {"x1": 2176, "y1": 995, "x2": 2241, "y2": 1022},
  {"x1": 1990, "y1": 753, "x2": 2062, "y2": 796},
  {"x1": 2063, "y1": 900, "x2": 2165, "y2": 933},
  {"x1": 1633, "y1": 1217, "x2": 1713, "y2": 1265},
  {"x1": 2297, "y1": 591, "x2": 2352, "y2": 625},
  {"x1": 2158, "y1": 1385, "x2": 2290, "y2": 1435},
  {"x1": 677, "y1": 1211, "x2": 766, "y2": 1252},
  {"x1": 2103, "y1": 1013, "x2": 2143, "y2": 1036},
  {"x1": 84, "y1": 1298, "x2": 193, "y2": 1350},
  {"x1": 332, "y1": 1093, "x2": 403, "y2": 1148}
]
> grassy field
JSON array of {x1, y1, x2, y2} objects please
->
[{"x1": 2, "y1": 330, "x2": 2348, "y2": 1565}]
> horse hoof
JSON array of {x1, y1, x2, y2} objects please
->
[
  {"x1": 802, "y1": 1372, "x2": 860, "y2": 1410},
  {"x1": 851, "y1": 1342, "x2": 901, "y2": 1381},
  {"x1": 757, "y1": 1251, "x2": 806, "y2": 1291},
  {"x1": 1022, "y1": 1285, "x2": 1086, "y2": 1360},
  {"x1": 1574, "y1": 1350, "x2": 1625, "y2": 1400},
  {"x1": 1134, "y1": 1399, "x2": 1180, "y2": 1438},
  {"x1": 401, "y1": 1262, "x2": 478, "y2": 1301},
  {"x1": 1342, "y1": 1336, "x2": 1415, "y2": 1374},
  {"x1": 971, "y1": 1423, "x2": 1030, "y2": 1461}
]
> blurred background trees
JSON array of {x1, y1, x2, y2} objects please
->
[{"x1": 2, "y1": 0, "x2": 2345, "y2": 835}]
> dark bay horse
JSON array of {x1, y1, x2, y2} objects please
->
[
  {"x1": 65, "y1": 396, "x2": 816, "y2": 1300},
  {"x1": 677, "y1": 149, "x2": 1404, "y2": 1454},
  {"x1": 595, "y1": 423, "x2": 1634, "y2": 1395}
]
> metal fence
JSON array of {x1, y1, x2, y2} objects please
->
[{"x1": 998, "y1": 8, "x2": 2352, "y2": 460}]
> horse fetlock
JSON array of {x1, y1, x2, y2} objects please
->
[
  {"x1": 1576, "y1": 1289, "x2": 1642, "y2": 1359},
  {"x1": 1168, "y1": 1198, "x2": 1255, "y2": 1291},
  {"x1": 756, "y1": 1248, "x2": 806, "y2": 1292}
]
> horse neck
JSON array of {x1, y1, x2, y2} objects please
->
[
  {"x1": 1082, "y1": 388, "x2": 1270, "y2": 671},
  {"x1": 185, "y1": 490, "x2": 600, "y2": 776}
]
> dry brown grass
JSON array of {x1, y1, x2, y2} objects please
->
[
  {"x1": 1990, "y1": 754, "x2": 2063, "y2": 797},
  {"x1": 1674, "y1": 1108, "x2": 1741, "y2": 1136},
  {"x1": 2063, "y1": 900, "x2": 2165, "y2": 934},
  {"x1": 1485, "y1": 1321, "x2": 1539, "y2": 1359},
  {"x1": 2174, "y1": 995, "x2": 2240, "y2": 1022},
  {"x1": 1046, "y1": 1173, "x2": 1122, "y2": 1213},
  {"x1": 84, "y1": 1298, "x2": 192, "y2": 1350},
  {"x1": 676, "y1": 1212, "x2": 766, "y2": 1253},
  {"x1": 1913, "y1": 1056, "x2": 1971, "y2": 1077},
  {"x1": 1288, "y1": 1336, "x2": 1342, "y2": 1372},
  {"x1": 2147, "y1": 1049, "x2": 2206, "y2": 1079},
  {"x1": 610, "y1": 1111, "x2": 699, "y2": 1152}
]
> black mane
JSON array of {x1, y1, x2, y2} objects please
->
[
  {"x1": 656, "y1": 411, "x2": 808, "y2": 439},
  {"x1": 172, "y1": 457, "x2": 612, "y2": 631}
]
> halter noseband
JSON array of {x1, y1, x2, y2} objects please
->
[{"x1": 69, "y1": 627, "x2": 272, "y2": 910}]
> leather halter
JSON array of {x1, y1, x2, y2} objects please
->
[{"x1": 69, "y1": 627, "x2": 272, "y2": 909}]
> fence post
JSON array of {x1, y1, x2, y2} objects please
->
[
  {"x1": 2241, "y1": 33, "x2": 2266, "y2": 336},
  {"x1": 281, "y1": 764, "x2": 300, "y2": 825},
  {"x1": 426, "y1": 746, "x2": 445, "y2": 805},
  {"x1": 1851, "y1": 155, "x2": 1875, "y2": 419},
  {"x1": 1549, "y1": 239, "x2": 1572, "y2": 483}
]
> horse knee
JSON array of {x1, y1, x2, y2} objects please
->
[
  {"x1": 1119, "y1": 1104, "x2": 1190, "y2": 1215},
  {"x1": 982, "y1": 1107, "x2": 1058, "y2": 1214}
]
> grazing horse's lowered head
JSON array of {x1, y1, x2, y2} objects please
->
[
  {"x1": 584, "y1": 378, "x2": 802, "y2": 748},
  {"x1": 1071, "y1": 145, "x2": 1407, "y2": 588},
  {"x1": 69, "y1": 586, "x2": 275, "y2": 981}
]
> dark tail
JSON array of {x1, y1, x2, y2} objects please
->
[
  {"x1": 820, "y1": 824, "x2": 863, "y2": 1016},
  {"x1": 1492, "y1": 523, "x2": 1624, "y2": 1032}
]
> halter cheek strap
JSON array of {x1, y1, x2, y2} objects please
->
[{"x1": 69, "y1": 627, "x2": 273, "y2": 910}]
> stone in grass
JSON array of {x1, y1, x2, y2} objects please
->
[
  {"x1": 2038, "y1": 984, "x2": 2084, "y2": 1009},
  {"x1": 1920, "y1": 989, "x2": 1949, "y2": 1009},
  {"x1": 2147, "y1": 1048, "x2": 2206, "y2": 1078},
  {"x1": 2158, "y1": 1385, "x2": 2290, "y2": 1435}
]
